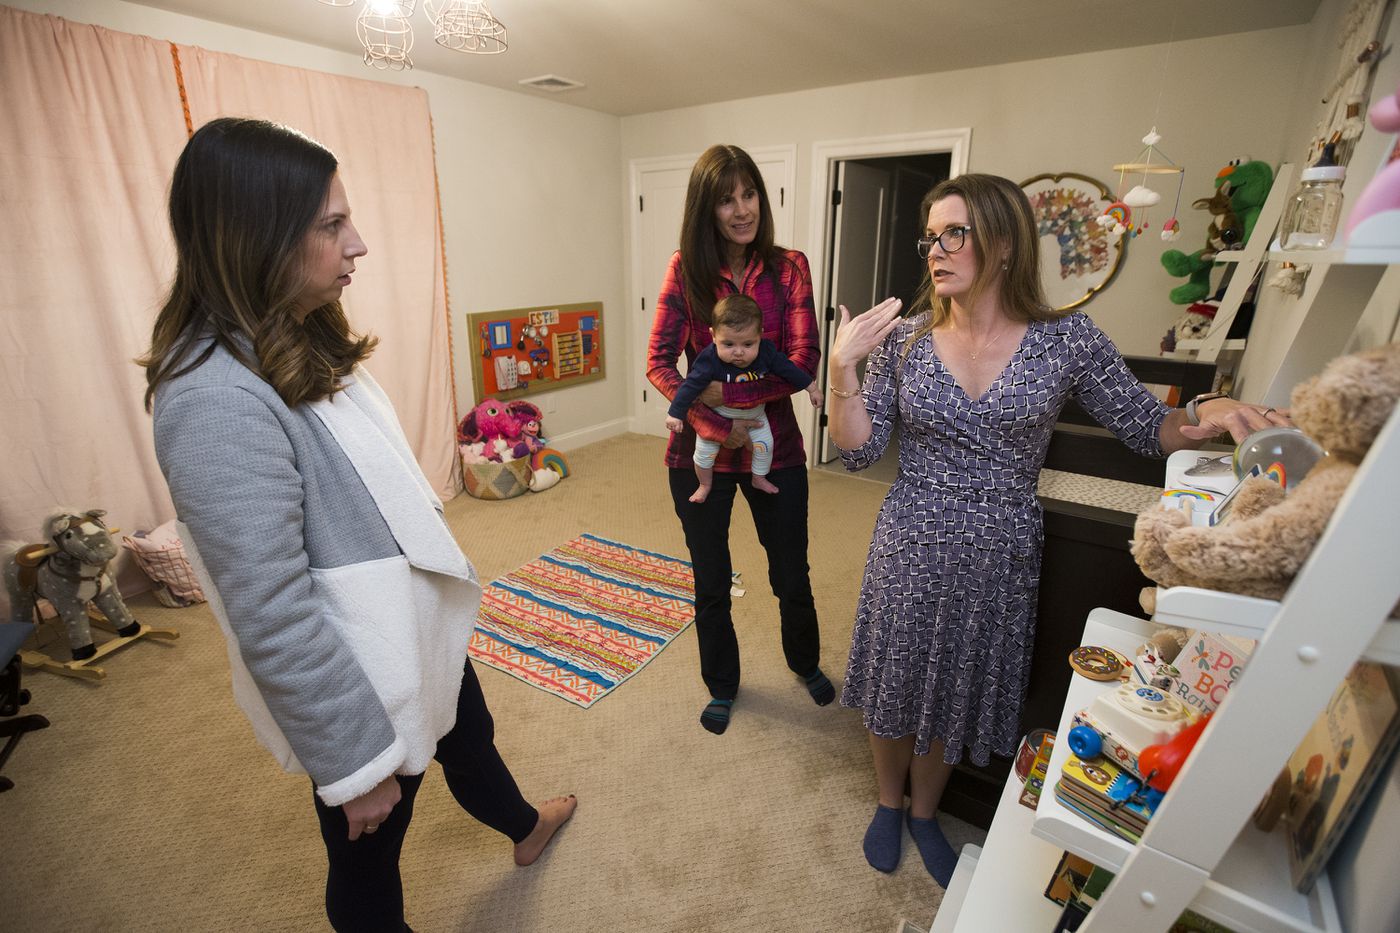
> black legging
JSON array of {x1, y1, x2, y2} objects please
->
[
  {"x1": 313, "y1": 661, "x2": 537, "y2": 932},
  {"x1": 668, "y1": 464, "x2": 821, "y2": 700}
]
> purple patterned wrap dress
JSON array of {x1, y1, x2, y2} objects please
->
[{"x1": 839, "y1": 312, "x2": 1170, "y2": 766}]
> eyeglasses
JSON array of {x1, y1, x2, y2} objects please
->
[{"x1": 916, "y1": 224, "x2": 973, "y2": 259}]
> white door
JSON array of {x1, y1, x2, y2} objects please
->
[
  {"x1": 632, "y1": 153, "x2": 795, "y2": 439},
  {"x1": 819, "y1": 161, "x2": 889, "y2": 463}
]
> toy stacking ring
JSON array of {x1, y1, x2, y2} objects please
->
[{"x1": 1069, "y1": 645, "x2": 1125, "y2": 681}]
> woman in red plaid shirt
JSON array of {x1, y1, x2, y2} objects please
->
[{"x1": 646, "y1": 144, "x2": 833, "y2": 735}]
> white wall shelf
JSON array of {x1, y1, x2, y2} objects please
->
[
  {"x1": 1030, "y1": 610, "x2": 1341, "y2": 933},
  {"x1": 1152, "y1": 586, "x2": 1400, "y2": 665},
  {"x1": 945, "y1": 763, "x2": 1065, "y2": 931},
  {"x1": 1266, "y1": 244, "x2": 1400, "y2": 266}
]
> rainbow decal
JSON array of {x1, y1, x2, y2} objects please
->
[
  {"x1": 1263, "y1": 462, "x2": 1286, "y2": 486},
  {"x1": 1162, "y1": 488, "x2": 1216, "y2": 501},
  {"x1": 531, "y1": 447, "x2": 570, "y2": 478}
]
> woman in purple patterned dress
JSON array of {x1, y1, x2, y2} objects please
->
[{"x1": 825, "y1": 174, "x2": 1285, "y2": 886}]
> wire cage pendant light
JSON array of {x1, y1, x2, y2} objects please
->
[
  {"x1": 316, "y1": 0, "x2": 508, "y2": 70},
  {"x1": 357, "y1": 1, "x2": 416, "y2": 71},
  {"x1": 428, "y1": 0, "x2": 508, "y2": 54}
]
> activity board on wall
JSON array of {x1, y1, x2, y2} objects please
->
[{"x1": 468, "y1": 301, "x2": 605, "y2": 401}]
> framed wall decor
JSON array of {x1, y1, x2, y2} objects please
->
[
  {"x1": 1020, "y1": 172, "x2": 1126, "y2": 311},
  {"x1": 468, "y1": 301, "x2": 605, "y2": 401}
]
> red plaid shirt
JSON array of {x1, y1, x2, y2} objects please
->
[{"x1": 646, "y1": 249, "x2": 820, "y2": 472}]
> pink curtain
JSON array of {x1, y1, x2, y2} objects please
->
[
  {"x1": 0, "y1": 8, "x2": 188, "y2": 597},
  {"x1": 176, "y1": 45, "x2": 459, "y2": 497},
  {"x1": 0, "y1": 9, "x2": 460, "y2": 611}
]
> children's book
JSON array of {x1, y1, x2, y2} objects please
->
[
  {"x1": 1285, "y1": 662, "x2": 1400, "y2": 892},
  {"x1": 1060, "y1": 753, "x2": 1163, "y2": 830},
  {"x1": 1053, "y1": 782, "x2": 1142, "y2": 843},
  {"x1": 1019, "y1": 732, "x2": 1057, "y2": 810}
]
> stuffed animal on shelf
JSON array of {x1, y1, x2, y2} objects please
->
[
  {"x1": 1132, "y1": 342, "x2": 1400, "y2": 605},
  {"x1": 1160, "y1": 159, "x2": 1273, "y2": 305},
  {"x1": 4, "y1": 510, "x2": 141, "y2": 660},
  {"x1": 1160, "y1": 299, "x2": 1218, "y2": 353}
]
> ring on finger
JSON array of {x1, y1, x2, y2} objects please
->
[
  {"x1": 365, "y1": 824, "x2": 380, "y2": 833},
  {"x1": 1261, "y1": 407, "x2": 1276, "y2": 416}
]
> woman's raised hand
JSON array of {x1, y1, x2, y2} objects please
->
[{"x1": 830, "y1": 298, "x2": 902, "y2": 370}]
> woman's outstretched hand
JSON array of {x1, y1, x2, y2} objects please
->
[
  {"x1": 1184, "y1": 398, "x2": 1294, "y2": 444},
  {"x1": 830, "y1": 298, "x2": 902, "y2": 371}
]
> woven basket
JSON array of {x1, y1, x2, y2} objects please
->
[{"x1": 463, "y1": 457, "x2": 532, "y2": 500}]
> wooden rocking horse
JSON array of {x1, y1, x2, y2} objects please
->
[{"x1": 4, "y1": 510, "x2": 177, "y2": 681}]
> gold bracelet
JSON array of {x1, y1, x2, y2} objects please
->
[{"x1": 829, "y1": 385, "x2": 861, "y2": 399}]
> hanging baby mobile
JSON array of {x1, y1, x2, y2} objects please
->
[{"x1": 1098, "y1": 127, "x2": 1187, "y2": 243}]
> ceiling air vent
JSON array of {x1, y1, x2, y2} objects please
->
[{"x1": 519, "y1": 74, "x2": 584, "y2": 93}]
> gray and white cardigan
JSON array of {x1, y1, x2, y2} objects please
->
[{"x1": 153, "y1": 338, "x2": 479, "y2": 807}]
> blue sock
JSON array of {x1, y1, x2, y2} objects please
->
[
  {"x1": 700, "y1": 698, "x2": 733, "y2": 735},
  {"x1": 862, "y1": 804, "x2": 903, "y2": 873},
  {"x1": 907, "y1": 814, "x2": 958, "y2": 887},
  {"x1": 802, "y1": 668, "x2": 835, "y2": 706}
]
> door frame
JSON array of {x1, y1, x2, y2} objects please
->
[
  {"x1": 805, "y1": 129, "x2": 972, "y2": 467},
  {"x1": 626, "y1": 146, "x2": 797, "y2": 437}
]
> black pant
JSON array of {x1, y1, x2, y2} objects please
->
[
  {"x1": 669, "y1": 465, "x2": 820, "y2": 700},
  {"x1": 313, "y1": 661, "x2": 537, "y2": 933}
]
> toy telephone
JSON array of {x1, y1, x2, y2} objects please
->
[{"x1": 1073, "y1": 683, "x2": 1193, "y2": 774}]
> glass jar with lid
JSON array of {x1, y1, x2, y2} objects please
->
[{"x1": 1279, "y1": 144, "x2": 1346, "y2": 250}]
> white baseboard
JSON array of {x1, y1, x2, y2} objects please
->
[{"x1": 545, "y1": 417, "x2": 633, "y2": 452}]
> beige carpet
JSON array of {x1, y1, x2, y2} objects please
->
[{"x1": 1, "y1": 433, "x2": 985, "y2": 932}]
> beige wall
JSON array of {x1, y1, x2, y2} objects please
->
[
  {"x1": 15, "y1": 2, "x2": 1379, "y2": 443},
  {"x1": 10, "y1": 0, "x2": 628, "y2": 451},
  {"x1": 621, "y1": 25, "x2": 1310, "y2": 362}
]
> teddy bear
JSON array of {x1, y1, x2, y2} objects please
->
[{"x1": 1132, "y1": 341, "x2": 1400, "y2": 607}]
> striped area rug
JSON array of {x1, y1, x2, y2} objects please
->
[{"x1": 468, "y1": 534, "x2": 696, "y2": 707}]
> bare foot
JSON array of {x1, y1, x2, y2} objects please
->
[
  {"x1": 689, "y1": 485, "x2": 712, "y2": 503},
  {"x1": 514, "y1": 795, "x2": 577, "y2": 866},
  {"x1": 751, "y1": 475, "x2": 779, "y2": 494}
]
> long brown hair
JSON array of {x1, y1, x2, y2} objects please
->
[
  {"x1": 140, "y1": 118, "x2": 376, "y2": 411},
  {"x1": 678, "y1": 144, "x2": 786, "y2": 325},
  {"x1": 904, "y1": 173, "x2": 1063, "y2": 352}
]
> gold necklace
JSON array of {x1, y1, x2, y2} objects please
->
[{"x1": 966, "y1": 324, "x2": 1006, "y2": 360}]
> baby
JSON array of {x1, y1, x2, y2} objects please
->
[{"x1": 666, "y1": 294, "x2": 823, "y2": 503}]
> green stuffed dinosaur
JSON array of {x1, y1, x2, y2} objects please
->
[{"x1": 1160, "y1": 159, "x2": 1274, "y2": 305}]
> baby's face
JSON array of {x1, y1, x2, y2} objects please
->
[{"x1": 712, "y1": 323, "x2": 760, "y2": 368}]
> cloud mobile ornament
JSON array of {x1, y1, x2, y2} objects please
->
[{"x1": 1098, "y1": 127, "x2": 1187, "y2": 241}]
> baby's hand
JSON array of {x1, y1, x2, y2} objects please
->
[
  {"x1": 807, "y1": 383, "x2": 824, "y2": 407},
  {"x1": 665, "y1": 415, "x2": 684, "y2": 433}
]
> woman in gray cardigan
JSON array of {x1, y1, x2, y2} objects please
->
[{"x1": 142, "y1": 118, "x2": 575, "y2": 932}]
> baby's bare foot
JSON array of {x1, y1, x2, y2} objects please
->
[
  {"x1": 514, "y1": 795, "x2": 577, "y2": 866},
  {"x1": 751, "y1": 475, "x2": 779, "y2": 494},
  {"x1": 689, "y1": 485, "x2": 712, "y2": 503}
]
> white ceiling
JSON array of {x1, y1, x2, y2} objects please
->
[{"x1": 130, "y1": 0, "x2": 1323, "y2": 116}]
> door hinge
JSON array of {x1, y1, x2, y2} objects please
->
[
  {"x1": 639, "y1": 195, "x2": 644, "y2": 211},
  {"x1": 831, "y1": 189, "x2": 842, "y2": 207},
  {"x1": 819, "y1": 413, "x2": 829, "y2": 427},
  {"x1": 641, "y1": 297, "x2": 646, "y2": 310},
  {"x1": 825, "y1": 306, "x2": 835, "y2": 322},
  {"x1": 643, "y1": 389, "x2": 648, "y2": 402},
  {"x1": 780, "y1": 186, "x2": 785, "y2": 207}
]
